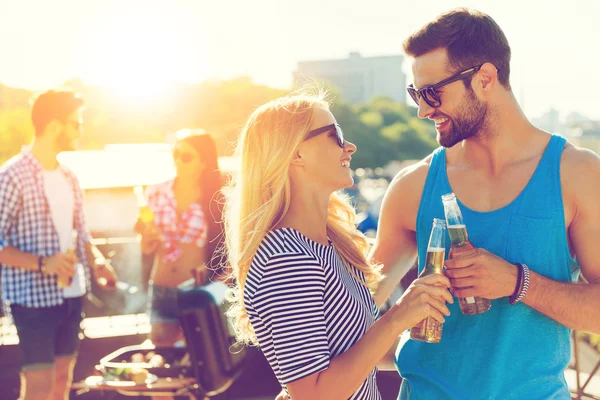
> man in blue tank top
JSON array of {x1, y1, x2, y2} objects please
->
[{"x1": 369, "y1": 8, "x2": 600, "y2": 400}]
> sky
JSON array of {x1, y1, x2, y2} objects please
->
[{"x1": 0, "y1": 0, "x2": 598, "y2": 121}]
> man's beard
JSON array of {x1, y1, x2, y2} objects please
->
[
  {"x1": 56, "y1": 130, "x2": 75, "y2": 152},
  {"x1": 437, "y1": 90, "x2": 488, "y2": 148}
]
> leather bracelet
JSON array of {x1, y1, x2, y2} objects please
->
[
  {"x1": 509, "y1": 264, "x2": 523, "y2": 305},
  {"x1": 510, "y1": 263, "x2": 530, "y2": 305},
  {"x1": 37, "y1": 255, "x2": 46, "y2": 274}
]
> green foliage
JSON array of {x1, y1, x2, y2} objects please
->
[
  {"x1": 359, "y1": 111, "x2": 383, "y2": 129},
  {"x1": 0, "y1": 108, "x2": 35, "y2": 162},
  {"x1": 0, "y1": 79, "x2": 437, "y2": 168},
  {"x1": 334, "y1": 96, "x2": 438, "y2": 168}
]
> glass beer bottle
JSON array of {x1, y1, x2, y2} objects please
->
[
  {"x1": 60, "y1": 230, "x2": 77, "y2": 287},
  {"x1": 134, "y1": 185, "x2": 155, "y2": 224},
  {"x1": 442, "y1": 193, "x2": 491, "y2": 316},
  {"x1": 410, "y1": 218, "x2": 447, "y2": 343}
]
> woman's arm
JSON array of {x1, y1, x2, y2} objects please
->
[
  {"x1": 285, "y1": 274, "x2": 451, "y2": 400},
  {"x1": 134, "y1": 219, "x2": 162, "y2": 255}
]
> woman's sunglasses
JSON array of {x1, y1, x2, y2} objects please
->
[
  {"x1": 304, "y1": 123, "x2": 345, "y2": 148},
  {"x1": 173, "y1": 149, "x2": 197, "y2": 164},
  {"x1": 407, "y1": 64, "x2": 485, "y2": 108}
]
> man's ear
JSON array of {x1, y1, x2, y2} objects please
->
[
  {"x1": 478, "y1": 63, "x2": 497, "y2": 90},
  {"x1": 43, "y1": 119, "x2": 61, "y2": 139}
]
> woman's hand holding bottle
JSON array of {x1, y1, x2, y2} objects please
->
[{"x1": 388, "y1": 274, "x2": 454, "y2": 332}]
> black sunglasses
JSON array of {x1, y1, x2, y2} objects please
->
[
  {"x1": 173, "y1": 149, "x2": 197, "y2": 164},
  {"x1": 407, "y1": 64, "x2": 486, "y2": 108},
  {"x1": 304, "y1": 123, "x2": 345, "y2": 148},
  {"x1": 67, "y1": 120, "x2": 82, "y2": 130}
]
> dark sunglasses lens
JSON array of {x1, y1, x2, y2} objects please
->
[
  {"x1": 336, "y1": 126, "x2": 345, "y2": 148},
  {"x1": 68, "y1": 121, "x2": 81, "y2": 130},
  {"x1": 424, "y1": 87, "x2": 441, "y2": 108},
  {"x1": 407, "y1": 87, "x2": 420, "y2": 105},
  {"x1": 173, "y1": 151, "x2": 194, "y2": 163}
]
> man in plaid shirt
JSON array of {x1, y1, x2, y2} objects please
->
[{"x1": 0, "y1": 90, "x2": 118, "y2": 400}]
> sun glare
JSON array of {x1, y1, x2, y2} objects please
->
[{"x1": 82, "y1": 8, "x2": 200, "y2": 103}]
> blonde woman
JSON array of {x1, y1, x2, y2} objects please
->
[{"x1": 224, "y1": 93, "x2": 453, "y2": 400}]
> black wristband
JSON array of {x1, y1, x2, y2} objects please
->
[
  {"x1": 37, "y1": 256, "x2": 46, "y2": 273},
  {"x1": 509, "y1": 263, "x2": 523, "y2": 305}
]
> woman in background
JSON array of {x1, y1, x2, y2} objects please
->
[{"x1": 136, "y1": 130, "x2": 225, "y2": 347}]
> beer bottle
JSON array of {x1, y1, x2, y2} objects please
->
[
  {"x1": 410, "y1": 218, "x2": 447, "y2": 343},
  {"x1": 442, "y1": 193, "x2": 491, "y2": 315},
  {"x1": 59, "y1": 230, "x2": 77, "y2": 287},
  {"x1": 134, "y1": 185, "x2": 155, "y2": 224}
]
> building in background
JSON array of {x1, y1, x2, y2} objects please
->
[
  {"x1": 294, "y1": 52, "x2": 406, "y2": 104},
  {"x1": 532, "y1": 108, "x2": 564, "y2": 135}
]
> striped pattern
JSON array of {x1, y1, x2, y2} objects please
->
[{"x1": 245, "y1": 227, "x2": 381, "y2": 399}]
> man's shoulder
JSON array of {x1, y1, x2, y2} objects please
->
[
  {"x1": 1, "y1": 152, "x2": 25, "y2": 170},
  {"x1": 560, "y1": 141, "x2": 600, "y2": 203},
  {"x1": 57, "y1": 163, "x2": 83, "y2": 188},
  {"x1": 0, "y1": 153, "x2": 27, "y2": 180},
  {"x1": 378, "y1": 152, "x2": 437, "y2": 228},
  {"x1": 561, "y1": 141, "x2": 600, "y2": 169},
  {"x1": 387, "y1": 152, "x2": 435, "y2": 195},
  {"x1": 560, "y1": 141, "x2": 600, "y2": 184}
]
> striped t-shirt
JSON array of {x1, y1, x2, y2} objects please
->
[{"x1": 244, "y1": 227, "x2": 381, "y2": 399}]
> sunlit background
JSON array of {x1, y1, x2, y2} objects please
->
[
  {"x1": 1, "y1": 0, "x2": 599, "y2": 119},
  {"x1": 2, "y1": 0, "x2": 598, "y2": 232},
  {"x1": 2, "y1": 2, "x2": 600, "y2": 398}
]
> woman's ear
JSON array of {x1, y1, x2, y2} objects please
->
[{"x1": 290, "y1": 150, "x2": 305, "y2": 167}]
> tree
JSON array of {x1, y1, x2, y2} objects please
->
[
  {"x1": 0, "y1": 108, "x2": 34, "y2": 162},
  {"x1": 0, "y1": 79, "x2": 437, "y2": 168}
]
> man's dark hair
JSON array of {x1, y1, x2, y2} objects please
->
[
  {"x1": 404, "y1": 8, "x2": 511, "y2": 90},
  {"x1": 31, "y1": 90, "x2": 84, "y2": 137}
]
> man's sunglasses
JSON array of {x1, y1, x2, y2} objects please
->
[
  {"x1": 407, "y1": 64, "x2": 486, "y2": 108},
  {"x1": 67, "y1": 120, "x2": 82, "y2": 130},
  {"x1": 304, "y1": 123, "x2": 345, "y2": 148},
  {"x1": 173, "y1": 149, "x2": 197, "y2": 164}
]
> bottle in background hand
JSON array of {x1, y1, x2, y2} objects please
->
[
  {"x1": 134, "y1": 185, "x2": 155, "y2": 225},
  {"x1": 60, "y1": 230, "x2": 77, "y2": 287}
]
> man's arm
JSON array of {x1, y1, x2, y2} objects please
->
[
  {"x1": 0, "y1": 170, "x2": 75, "y2": 277},
  {"x1": 0, "y1": 170, "x2": 37, "y2": 270},
  {"x1": 446, "y1": 146, "x2": 600, "y2": 334},
  {"x1": 521, "y1": 146, "x2": 600, "y2": 333},
  {"x1": 370, "y1": 160, "x2": 430, "y2": 307},
  {"x1": 0, "y1": 246, "x2": 39, "y2": 271}
]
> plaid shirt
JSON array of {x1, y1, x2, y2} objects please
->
[
  {"x1": 0, "y1": 147, "x2": 91, "y2": 308},
  {"x1": 147, "y1": 180, "x2": 207, "y2": 263}
]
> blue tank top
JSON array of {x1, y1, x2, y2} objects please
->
[{"x1": 395, "y1": 134, "x2": 578, "y2": 400}]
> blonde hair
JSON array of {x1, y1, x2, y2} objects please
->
[{"x1": 224, "y1": 91, "x2": 382, "y2": 346}]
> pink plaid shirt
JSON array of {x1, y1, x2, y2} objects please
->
[
  {"x1": 147, "y1": 180, "x2": 207, "y2": 262},
  {"x1": 0, "y1": 147, "x2": 91, "y2": 307}
]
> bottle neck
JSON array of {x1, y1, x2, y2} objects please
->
[{"x1": 447, "y1": 224, "x2": 470, "y2": 246}]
